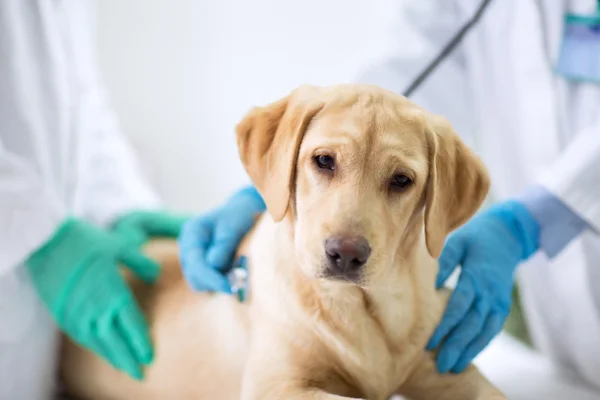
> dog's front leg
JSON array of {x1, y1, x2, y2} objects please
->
[
  {"x1": 241, "y1": 383, "x2": 365, "y2": 400},
  {"x1": 395, "y1": 352, "x2": 506, "y2": 400},
  {"x1": 240, "y1": 360, "x2": 364, "y2": 400},
  {"x1": 242, "y1": 387, "x2": 363, "y2": 400}
]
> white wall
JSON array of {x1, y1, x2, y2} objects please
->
[{"x1": 96, "y1": 0, "x2": 396, "y2": 212}]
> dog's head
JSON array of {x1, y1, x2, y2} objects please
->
[{"x1": 236, "y1": 84, "x2": 489, "y2": 287}]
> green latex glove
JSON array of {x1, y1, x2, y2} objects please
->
[
  {"x1": 26, "y1": 218, "x2": 160, "y2": 380},
  {"x1": 112, "y1": 210, "x2": 189, "y2": 247}
]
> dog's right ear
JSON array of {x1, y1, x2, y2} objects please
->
[{"x1": 236, "y1": 86, "x2": 324, "y2": 222}]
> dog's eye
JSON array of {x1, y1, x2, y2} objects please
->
[
  {"x1": 314, "y1": 155, "x2": 335, "y2": 171},
  {"x1": 390, "y1": 174, "x2": 413, "y2": 190}
]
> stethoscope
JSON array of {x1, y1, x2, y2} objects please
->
[{"x1": 402, "y1": 0, "x2": 494, "y2": 97}]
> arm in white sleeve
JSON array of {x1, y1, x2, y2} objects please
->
[
  {"x1": 76, "y1": 94, "x2": 162, "y2": 228},
  {"x1": 73, "y1": 3, "x2": 161, "y2": 228},
  {"x1": 0, "y1": 144, "x2": 66, "y2": 275},
  {"x1": 519, "y1": 185, "x2": 589, "y2": 258},
  {"x1": 518, "y1": 120, "x2": 600, "y2": 258},
  {"x1": 537, "y1": 121, "x2": 600, "y2": 232}
]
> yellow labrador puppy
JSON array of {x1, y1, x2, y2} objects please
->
[{"x1": 61, "y1": 84, "x2": 505, "y2": 400}]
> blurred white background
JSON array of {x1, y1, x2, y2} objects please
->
[{"x1": 96, "y1": 0, "x2": 397, "y2": 212}]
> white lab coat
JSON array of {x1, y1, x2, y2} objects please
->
[
  {"x1": 0, "y1": 1, "x2": 159, "y2": 399},
  {"x1": 357, "y1": 0, "x2": 600, "y2": 394}
]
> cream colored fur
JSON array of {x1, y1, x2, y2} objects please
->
[{"x1": 60, "y1": 84, "x2": 506, "y2": 400}]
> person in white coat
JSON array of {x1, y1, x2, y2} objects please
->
[
  {"x1": 355, "y1": 0, "x2": 600, "y2": 390},
  {"x1": 178, "y1": 0, "x2": 600, "y2": 397},
  {"x1": 0, "y1": 1, "x2": 186, "y2": 399}
]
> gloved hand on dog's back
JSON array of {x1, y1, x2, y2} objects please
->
[
  {"x1": 427, "y1": 200, "x2": 540, "y2": 374},
  {"x1": 26, "y1": 218, "x2": 163, "y2": 381},
  {"x1": 26, "y1": 211, "x2": 186, "y2": 381},
  {"x1": 178, "y1": 186, "x2": 265, "y2": 293}
]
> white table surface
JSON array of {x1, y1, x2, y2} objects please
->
[{"x1": 473, "y1": 332, "x2": 600, "y2": 400}]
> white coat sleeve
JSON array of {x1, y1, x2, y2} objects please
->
[
  {"x1": 354, "y1": 0, "x2": 477, "y2": 147},
  {"x1": 0, "y1": 144, "x2": 66, "y2": 276},
  {"x1": 73, "y1": 3, "x2": 161, "y2": 228},
  {"x1": 76, "y1": 91, "x2": 162, "y2": 228},
  {"x1": 538, "y1": 119, "x2": 600, "y2": 233}
]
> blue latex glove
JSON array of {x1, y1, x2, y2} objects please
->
[
  {"x1": 178, "y1": 186, "x2": 265, "y2": 293},
  {"x1": 427, "y1": 200, "x2": 540, "y2": 374}
]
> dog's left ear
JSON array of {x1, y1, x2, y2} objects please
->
[
  {"x1": 235, "y1": 85, "x2": 324, "y2": 222},
  {"x1": 423, "y1": 114, "x2": 491, "y2": 258}
]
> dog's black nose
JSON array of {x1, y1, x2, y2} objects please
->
[{"x1": 324, "y1": 236, "x2": 371, "y2": 277}]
